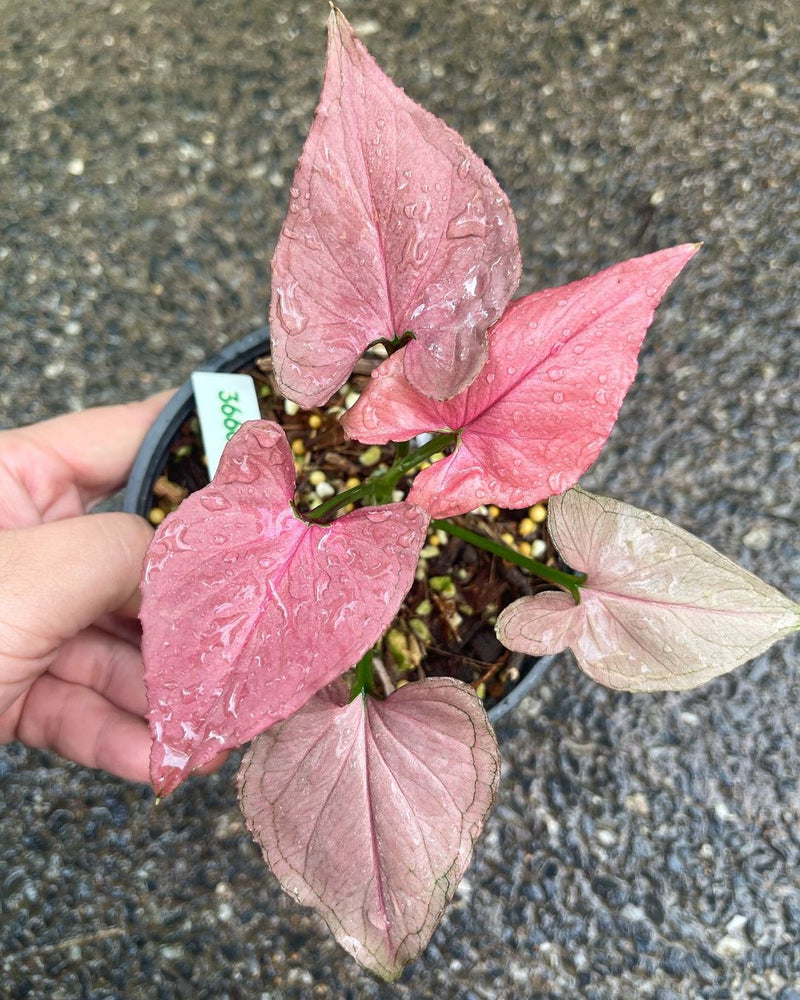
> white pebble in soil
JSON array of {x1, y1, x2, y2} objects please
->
[{"x1": 315, "y1": 481, "x2": 335, "y2": 499}]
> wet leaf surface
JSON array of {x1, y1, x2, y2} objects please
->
[
  {"x1": 140, "y1": 421, "x2": 428, "y2": 795},
  {"x1": 344, "y1": 245, "x2": 699, "y2": 516},
  {"x1": 237, "y1": 677, "x2": 501, "y2": 980}
]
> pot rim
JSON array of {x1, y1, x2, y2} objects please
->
[{"x1": 123, "y1": 326, "x2": 555, "y2": 724}]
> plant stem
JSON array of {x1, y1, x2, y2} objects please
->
[
  {"x1": 305, "y1": 432, "x2": 456, "y2": 521},
  {"x1": 386, "y1": 432, "x2": 455, "y2": 479},
  {"x1": 431, "y1": 517, "x2": 585, "y2": 603},
  {"x1": 349, "y1": 647, "x2": 375, "y2": 699},
  {"x1": 372, "y1": 331, "x2": 416, "y2": 355}
]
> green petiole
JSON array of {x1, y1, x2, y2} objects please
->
[
  {"x1": 303, "y1": 431, "x2": 583, "y2": 603},
  {"x1": 349, "y1": 647, "x2": 376, "y2": 700},
  {"x1": 305, "y1": 432, "x2": 455, "y2": 521},
  {"x1": 430, "y1": 518, "x2": 586, "y2": 604}
]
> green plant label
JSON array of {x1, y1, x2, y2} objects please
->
[{"x1": 191, "y1": 371, "x2": 260, "y2": 478}]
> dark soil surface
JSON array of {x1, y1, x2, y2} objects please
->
[{"x1": 149, "y1": 353, "x2": 561, "y2": 710}]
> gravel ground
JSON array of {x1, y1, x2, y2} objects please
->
[{"x1": 2, "y1": 1, "x2": 799, "y2": 997}]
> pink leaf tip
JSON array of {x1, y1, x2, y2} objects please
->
[{"x1": 270, "y1": 7, "x2": 520, "y2": 408}]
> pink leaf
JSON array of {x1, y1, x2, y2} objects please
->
[
  {"x1": 237, "y1": 677, "x2": 500, "y2": 979},
  {"x1": 497, "y1": 488, "x2": 800, "y2": 690},
  {"x1": 140, "y1": 421, "x2": 428, "y2": 795},
  {"x1": 270, "y1": 8, "x2": 521, "y2": 407},
  {"x1": 343, "y1": 245, "x2": 700, "y2": 517}
]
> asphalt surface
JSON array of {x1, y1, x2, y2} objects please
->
[{"x1": 2, "y1": 1, "x2": 799, "y2": 997}]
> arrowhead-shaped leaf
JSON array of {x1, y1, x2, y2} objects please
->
[
  {"x1": 343, "y1": 245, "x2": 699, "y2": 517},
  {"x1": 140, "y1": 421, "x2": 428, "y2": 795},
  {"x1": 270, "y1": 8, "x2": 521, "y2": 407},
  {"x1": 237, "y1": 677, "x2": 501, "y2": 980},
  {"x1": 496, "y1": 488, "x2": 800, "y2": 690}
]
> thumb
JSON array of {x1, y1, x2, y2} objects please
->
[{"x1": 0, "y1": 512, "x2": 153, "y2": 711}]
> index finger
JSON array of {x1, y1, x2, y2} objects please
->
[{"x1": 9, "y1": 391, "x2": 174, "y2": 508}]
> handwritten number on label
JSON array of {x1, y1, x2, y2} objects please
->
[{"x1": 219, "y1": 389, "x2": 244, "y2": 439}]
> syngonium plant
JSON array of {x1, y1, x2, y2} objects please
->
[{"x1": 138, "y1": 8, "x2": 800, "y2": 980}]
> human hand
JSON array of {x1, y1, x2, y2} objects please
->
[{"x1": 0, "y1": 393, "x2": 186, "y2": 783}]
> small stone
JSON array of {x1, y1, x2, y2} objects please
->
[
  {"x1": 154, "y1": 476, "x2": 188, "y2": 505},
  {"x1": 625, "y1": 792, "x2": 650, "y2": 817},
  {"x1": 742, "y1": 524, "x2": 772, "y2": 550},
  {"x1": 738, "y1": 80, "x2": 777, "y2": 99},
  {"x1": 359, "y1": 446, "x2": 382, "y2": 467},
  {"x1": 725, "y1": 914, "x2": 748, "y2": 936},
  {"x1": 409, "y1": 618, "x2": 432, "y2": 643},
  {"x1": 714, "y1": 932, "x2": 746, "y2": 959},
  {"x1": 528, "y1": 503, "x2": 547, "y2": 523},
  {"x1": 429, "y1": 575, "x2": 456, "y2": 598},
  {"x1": 350, "y1": 17, "x2": 381, "y2": 35},
  {"x1": 67, "y1": 157, "x2": 85, "y2": 176},
  {"x1": 386, "y1": 629, "x2": 421, "y2": 671},
  {"x1": 531, "y1": 539, "x2": 547, "y2": 558}
]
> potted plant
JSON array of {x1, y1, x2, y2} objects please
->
[
  {"x1": 133, "y1": 8, "x2": 799, "y2": 980},
  {"x1": 124, "y1": 328, "x2": 556, "y2": 725}
]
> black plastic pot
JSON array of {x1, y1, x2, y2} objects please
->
[
  {"x1": 123, "y1": 326, "x2": 271, "y2": 518},
  {"x1": 123, "y1": 327, "x2": 553, "y2": 724}
]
